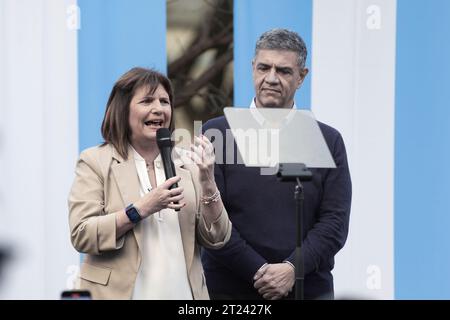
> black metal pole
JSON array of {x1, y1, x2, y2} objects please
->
[
  {"x1": 276, "y1": 163, "x2": 311, "y2": 300},
  {"x1": 295, "y1": 178, "x2": 304, "y2": 300}
]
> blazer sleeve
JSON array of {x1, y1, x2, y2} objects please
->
[
  {"x1": 196, "y1": 206, "x2": 232, "y2": 249},
  {"x1": 285, "y1": 131, "x2": 352, "y2": 274},
  {"x1": 68, "y1": 149, "x2": 125, "y2": 255}
]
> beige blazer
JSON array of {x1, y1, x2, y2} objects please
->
[{"x1": 68, "y1": 144, "x2": 231, "y2": 300}]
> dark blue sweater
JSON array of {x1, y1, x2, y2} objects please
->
[{"x1": 201, "y1": 116, "x2": 352, "y2": 300}]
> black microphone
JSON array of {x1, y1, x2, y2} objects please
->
[{"x1": 156, "y1": 128, "x2": 179, "y2": 210}]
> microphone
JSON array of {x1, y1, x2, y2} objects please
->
[{"x1": 156, "y1": 128, "x2": 179, "y2": 210}]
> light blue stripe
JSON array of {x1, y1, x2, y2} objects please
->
[
  {"x1": 78, "y1": 0, "x2": 166, "y2": 152},
  {"x1": 234, "y1": 0, "x2": 312, "y2": 109},
  {"x1": 395, "y1": 0, "x2": 450, "y2": 299}
]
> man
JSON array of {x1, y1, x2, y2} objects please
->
[{"x1": 201, "y1": 28, "x2": 352, "y2": 300}]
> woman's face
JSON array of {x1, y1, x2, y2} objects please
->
[{"x1": 129, "y1": 84, "x2": 172, "y2": 146}]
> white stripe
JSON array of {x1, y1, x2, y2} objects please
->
[
  {"x1": 0, "y1": 0, "x2": 79, "y2": 299},
  {"x1": 312, "y1": 0, "x2": 396, "y2": 299}
]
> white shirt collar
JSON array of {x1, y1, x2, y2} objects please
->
[
  {"x1": 249, "y1": 98, "x2": 298, "y2": 110},
  {"x1": 131, "y1": 146, "x2": 162, "y2": 165},
  {"x1": 249, "y1": 98, "x2": 298, "y2": 127}
]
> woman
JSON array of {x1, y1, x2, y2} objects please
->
[{"x1": 68, "y1": 67, "x2": 231, "y2": 299}]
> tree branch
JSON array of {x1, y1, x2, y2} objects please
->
[
  {"x1": 174, "y1": 49, "x2": 233, "y2": 107},
  {"x1": 168, "y1": 22, "x2": 232, "y2": 76}
]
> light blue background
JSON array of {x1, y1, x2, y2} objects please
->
[
  {"x1": 395, "y1": 0, "x2": 450, "y2": 299},
  {"x1": 78, "y1": 0, "x2": 167, "y2": 152}
]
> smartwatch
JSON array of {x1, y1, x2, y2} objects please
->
[{"x1": 125, "y1": 204, "x2": 142, "y2": 224}]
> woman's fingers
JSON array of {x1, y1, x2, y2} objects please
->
[
  {"x1": 169, "y1": 193, "x2": 184, "y2": 203},
  {"x1": 190, "y1": 145, "x2": 209, "y2": 166},
  {"x1": 195, "y1": 136, "x2": 214, "y2": 154},
  {"x1": 169, "y1": 186, "x2": 184, "y2": 196},
  {"x1": 167, "y1": 202, "x2": 186, "y2": 210},
  {"x1": 191, "y1": 138, "x2": 215, "y2": 167},
  {"x1": 190, "y1": 147, "x2": 204, "y2": 165},
  {"x1": 194, "y1": 135, "x2": 207, "y2": 147},
  {"x1": 162, "y1": 176, "x2": 181, "y2": 189},
  {"x1": 191, "y1": 141, "x2": 206, "y2": 157}
]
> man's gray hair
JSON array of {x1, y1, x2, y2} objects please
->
[{"x1": 255, "y1": 28, "x2": 308, "y2": 69}]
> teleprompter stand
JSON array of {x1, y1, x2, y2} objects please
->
[{"x1": 277, "y1": 163, "x2": 313, "y2": 301}]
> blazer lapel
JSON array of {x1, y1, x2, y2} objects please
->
[
  {"x1": 174, "y1": 153, "x2": 197, "y2": 271},
  {"x1": 110, "y1": 147, "x2": 144, "y2": 255}
]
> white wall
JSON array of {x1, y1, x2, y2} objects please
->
[
  {"x1": 312, "y1": 0, "x2": 397, "y2": 299},
  {"x1": 0, "y1": 0, "x2": 79, "y2": 299}
]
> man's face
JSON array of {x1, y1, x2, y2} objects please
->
[{"x1": 252, "y1": 49, "x2": 308, "y2": 108}]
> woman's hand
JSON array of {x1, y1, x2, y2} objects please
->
[
  {"x1": 191, "y1": 135, "x2": 222, "y2": 225},
  {"x1": 191, "y1": 135, "x2": 215, "y2": 184},
  {"x1": 134, "y1": 176, "x2": 185, "y2": 218}
]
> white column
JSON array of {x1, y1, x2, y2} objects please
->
[
  {"x1": 312, "y1": 0, "x2": 396, "y2": 299},
  {"x1": 0, "y1": 0, "x2": 79, "y2": 299}
]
